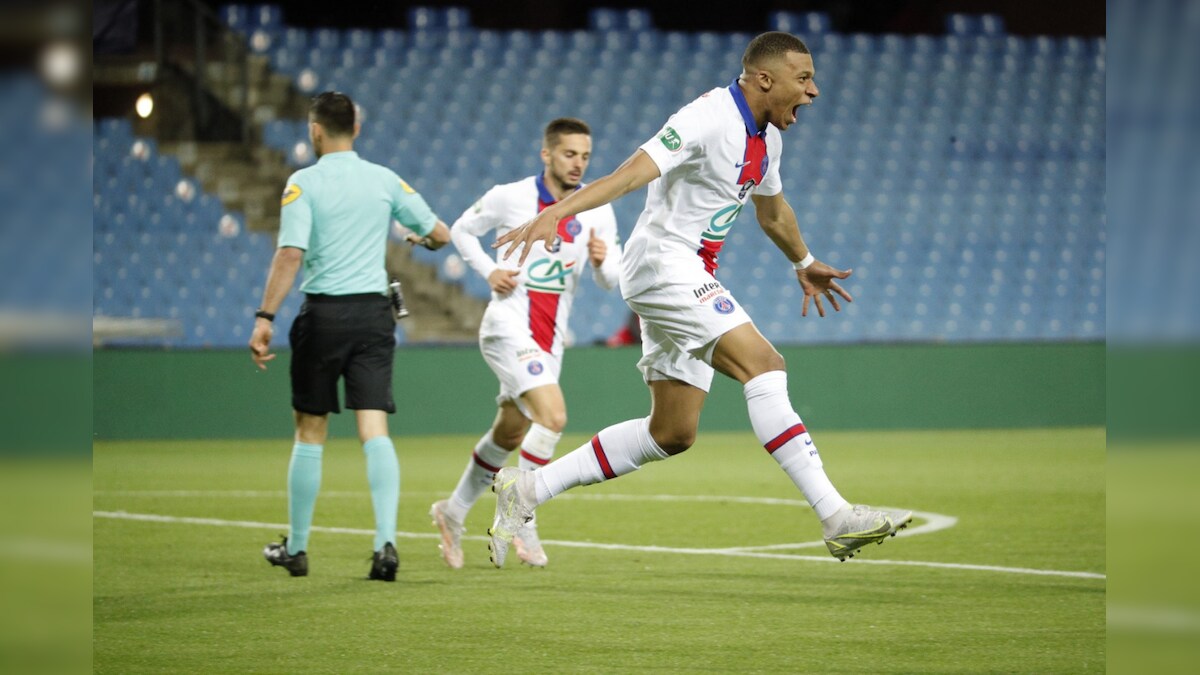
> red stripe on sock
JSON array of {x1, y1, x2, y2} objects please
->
[
  {"x1": 764, "y1": 423, "x2": 808, "y2": 454},
  {"x1": 472, "y1": 452, "x2": 502, "y2": 473},
  {"x1": 519, "y1": 449, "x2": 550, "y2": 466},
  {"x1": 590, "y1": 436, "x2": 616, "y2": 479}
]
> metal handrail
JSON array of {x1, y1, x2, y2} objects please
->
[{"x1": 153, "y1": 0, "x2": 251, "y2": 142}]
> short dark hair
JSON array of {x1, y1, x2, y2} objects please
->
[
  {"x1": 742, "y1": 32, "x2": 810, "y2": 69},
  {"x1": 309, "y1": 91, "x2": 356, "y2": 137},
  {"x1": 543, "y1": 117, "x2": 591, "y2": 149}
]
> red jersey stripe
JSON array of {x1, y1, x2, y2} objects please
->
[{"x1": 528, "y1": 290, "x2": 560, "y2": 352}]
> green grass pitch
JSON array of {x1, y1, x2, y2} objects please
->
[{"x1": 94, "y1": 428, "x2": 1104, "y2": 673}]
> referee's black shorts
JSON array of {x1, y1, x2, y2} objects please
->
[{"x1": 288, "y1": 293, "x2": 395, "y2": 415}]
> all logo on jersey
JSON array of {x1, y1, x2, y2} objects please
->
[
  {"x1": 659, "y1": 126, "x2": 682, "y2": 152},
  {"x1": 696, "y1": 204, "x2": 744, "y2": 275},
  {"x1": 527, "y1": 361, "x2": 545, "y2": 375},
  {"x1": 398, "y1": 178, "x2": 416, "y2": 194},
  {"x1": 281, "y1": 184, "x2": 302, "y2": 206},
  {"x1": 713, "y1": 296, "x2": 736, "y2": 315}
]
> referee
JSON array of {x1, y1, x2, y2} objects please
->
[{"x1": 249, "y1": 92, "x2": 450, "y2": 581}]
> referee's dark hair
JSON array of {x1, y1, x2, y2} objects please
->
[{"x1": 309, "y1": 91, "x2": 356, "y2": 137}]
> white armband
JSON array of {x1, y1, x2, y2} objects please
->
[{"x1": 792, "y1": 253, "x2": 815, "y2": 270}]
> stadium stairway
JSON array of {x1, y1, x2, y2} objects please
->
[{"x1": 94, "y1": 11, "x2": 487, "y2": 344}]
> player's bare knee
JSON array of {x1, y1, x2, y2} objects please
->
[
  {"x1": 767, "y1": 350, "x2": 786, "y2": 372},
  {"x1": 493, "y1": 429, "x2": 524, "y2": 451},
  {"x1": 652, "y1": 428, "x2": 696, "y2": 456},
  {"x1": 540, "y1": 410, "x2": 567, "y2": 433}
]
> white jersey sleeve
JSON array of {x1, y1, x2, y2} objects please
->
[
  {"x1": 638, "y1": 102, "x2": 714, "y2": 178},
  {"x1": 585, "y1": 204, "x2": 622, "y2": 290},
  {"x1": 450, "y1": 187, "x2": 504, "y2": 280}
]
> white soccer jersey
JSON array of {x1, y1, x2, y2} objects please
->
[
  {"x1": 451, "y1": 174, "x2": 622, "y2": 356},
  {"x1": 622, "y1": 80, "x2": 784, "y2": 298}
]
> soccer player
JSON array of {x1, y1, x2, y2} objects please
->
[
  {"x1": 249, "y1": 92, "x2": 450, "y2": 580},
  {"x1": 488, "y1": 32, "x2": 912, "y2": 568},
  {"x1": 429, "y1": 118, "x2": 622, "y2": 568}
]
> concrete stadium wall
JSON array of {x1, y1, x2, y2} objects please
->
[{"x1": 93, "y1": 342, "x2": 1103, "y2": 440}]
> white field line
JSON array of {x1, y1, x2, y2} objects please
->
[
  {"x1": 94, "y1": 507, "x2": 1103, "y2": 581},
  {"x1": 92, "y1": 491, "x2": 953, "y2": 551}
]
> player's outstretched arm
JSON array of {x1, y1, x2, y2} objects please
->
[
  {"x1": 494, "y1": 149, "x2": 661, "y2": 266},
  {"x1": 751, "y1": 192, "x2": 853, "y2": 318}
]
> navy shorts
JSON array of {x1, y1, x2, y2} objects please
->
[{"x1": 288, "y1": 293, "x2": 395, "y2": 415}]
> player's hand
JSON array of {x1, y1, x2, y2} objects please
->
[
  {"x1": 249, "y1": 319, "x2": 276, "y2": 370},
  {"x1": 492, "y1": 210, "x2": 559, "y2": 266},
  {"x1": 796, "y1": 261, "x2": 854, "y2": 318},
  {"x1": 587, "y1": 228, "x2": 607, "y2": 267},
  {"x1": 405, "y1": 233, "x2": 434, "y2": 250},
  {"x1": 487, "y1": 268, "x2": 521, "y2": 295}
]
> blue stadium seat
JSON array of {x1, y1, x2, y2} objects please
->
[{"x1": 93, "y1": 12, "x2": 1109, "y2": 346}]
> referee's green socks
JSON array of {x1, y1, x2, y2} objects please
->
[
  {"x1": 287, "y1": 442, "x2": 323, "y2": 555},
  {"x1": 363, "y1": 436, "x2": 399, "y2": 552}
]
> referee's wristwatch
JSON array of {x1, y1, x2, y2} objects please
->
[{"x1": 254, "y1": 309, "x2": 276, "y2": 322}]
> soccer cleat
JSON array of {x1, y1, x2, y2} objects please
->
[
  {"x1": 822, "y1": 505, "x2": 913, "y2": 562},
  {"x1": 513, "y1": 516, "x2": 548, "y2": 568},
  {"x1": 368, "y1": 542, "x2": 399, "y2": 581},
  {"x1": 429, "y1": 499, "x2": 465, "y2": 569},
  {"x1": 488, "y1": 467, "x2": 535, "y2": 568},
  {"x1": 263, "y1": 536, "x2": 308, "y2": 577}
]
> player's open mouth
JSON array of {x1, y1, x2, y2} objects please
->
[{"x1": 790, "y1": 105, "x2": 800, "y2": 122}]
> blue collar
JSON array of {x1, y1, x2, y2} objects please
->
[
  {"x1": 535, "y1": 173, "x2": 578, "y2": 204},
  {"x1": 728, "y1": 78, "x2": 766, "y2": 138}
]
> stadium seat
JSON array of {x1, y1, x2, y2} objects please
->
[{"x1": 94, "y1": 8, "x2": 1108, "y2": 346}]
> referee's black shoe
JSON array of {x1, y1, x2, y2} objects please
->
[
  {"x1": 368, "y1": 542, "x2": 398, "y2": 581},
  {"x1": 263, "y1": 537, "x2": 308, "y2": 577}
]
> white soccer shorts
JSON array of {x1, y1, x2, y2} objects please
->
[
  {"x1": 624, "y1": 268, "x2": 752, "y2": 393},
  {"x1": 479, "y1": 332, "x2": 562, "y2": 416}
]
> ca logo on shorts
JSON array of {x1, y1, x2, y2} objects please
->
[
  {"x1": 527, "y1": 361, "x2": 545, "y2": 375},
  {"x1": 713, "y1": 296, "x2": 735, "y2": 315}
]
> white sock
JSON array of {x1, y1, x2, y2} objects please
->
[
  {"x1": 532, "y1": 417, "x2": 668, "y2": 506},
  {"x1": 744, "y1": 371, "x2": 849, "y2": 521},
  {"x1": 518, "y1": 423, "x2": 560, "y2": 471},
  {"x1": 446, "y1": 432, "x2": 513, "y2": 521}
]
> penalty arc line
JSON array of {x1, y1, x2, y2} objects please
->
[{"x1": 92, "y1": 510, "x2": 1104, "y2": 581}]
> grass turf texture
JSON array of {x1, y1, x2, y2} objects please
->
[{"x1": 94, "y1": 428, "x2": 1104, "y2": 673}]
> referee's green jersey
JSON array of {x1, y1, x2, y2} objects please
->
[{"x1": 277, "y1": 150, "x2": 437, "y2": 295}]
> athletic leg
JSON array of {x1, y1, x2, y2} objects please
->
[
  {"x1": 287, "y1": 411, "x2": 328, "y2": 554},
  {"x1": 431, "y1": 402, "x2": 527, "y2": 568},
  {"x1": 509, "y1": 385, "x2": 567, "y2": 566},
  {"x1": 712, "y1": 323, "x2": 911, "y2": 559},
  {"x1": 356, "y1": 409, "x2": 399, "y2": 553}
]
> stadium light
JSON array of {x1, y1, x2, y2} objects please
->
[{"x1": 135, "y1": 93, "x2": 154, "y2": 118}]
